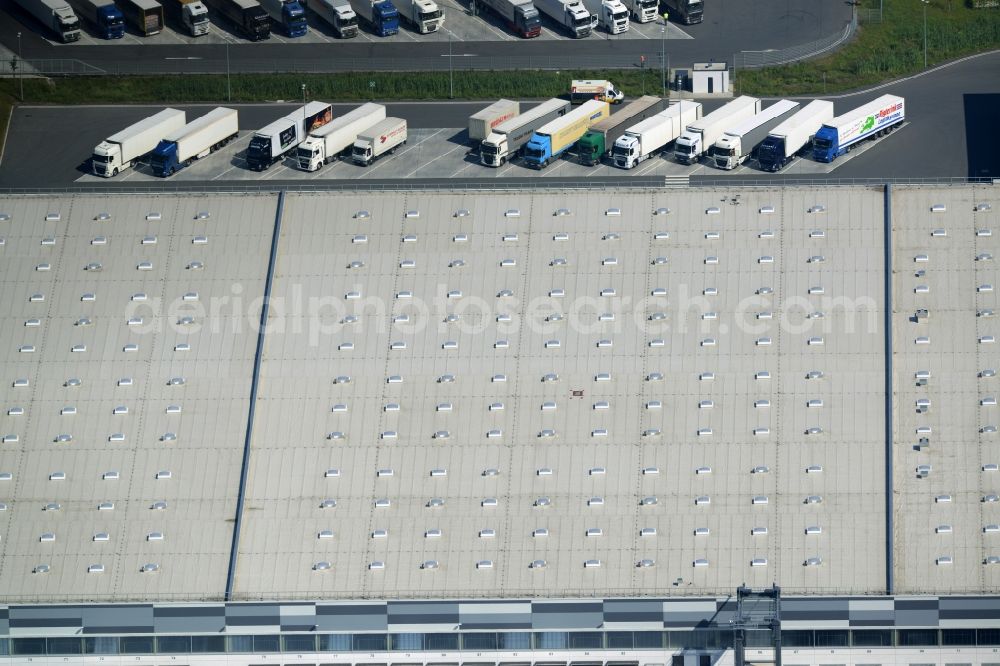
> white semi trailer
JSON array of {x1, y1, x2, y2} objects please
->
[
  {"x1": 673, "y1": 95, "x2": 760, "y2": 165},
  {"x1": 480, "y1": 98, "x2": 570, "y2": 167},
  {"x1": 757, "y1": 100, "x2": 834, "y2": 172},
  {"x1": 150, "y1": 107, "x2": 239, "y2": 177},
  {"x1": 15, "y1": 0, "x2": 81, "y2": 41},
  {"x1": 310, "y1": 0, "x2": 358, "y2": 35},
  {"x1": 92, "y1": 108, "x2": 186, "y2": 177},
  {"x1": 245, "y1": 101, "x2": 333, "y2": 171},
  {"x1": 534, "y1": 0, "x2": 593, "y2": 37},
  {"x1": 612, "y1": 101, "x2": 702, "y2": 169},
  {"x1": 297, "y1": 103, "x2": 386, "y2": 171},
  {"x1": 469, "y1": 99, "x2": 520, "y2": 144},
  {"x1": 580, "y1": 0, "x2": 626, "y2": 33},
  {"x1": 712, "y1": 99, "x2": 800, "y2": 170},
  {"x1": 397, "y1": 0, "x2": 442, "y2": 31}
]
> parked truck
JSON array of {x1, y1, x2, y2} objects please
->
[
  {"x1": 712, "y1": 99, "x2": 799, "y2": 170},
  {"x1": 245, "y1": 101, "x2": 333, "y2": 171},
  {"x1": 812, "y1": 94, "x2": 905, "y2": 163},
  {"x1": 522, "y1": 99, "x2": 609, "y2": 169},
  {"x1": 580, "y1": 0, "x2": 626, "y2": 32},
  {"x1": 150, "y1": 107, "x2": 239, "y2": 177},
  {"x1": 261, "y1": 0, "x2": 307, "y2": 35},
  {"x1": 480, "y1": 98, "x2": 570, "y2": 167},
  {"x1": 469, "y1": 99, "x2": 520, "y2": 144},
  {"x1": 67, "y1": 0, "x2": 124, "y2": 37},
  {"x1": 165, "y1": 0, "x2": 210, "y2": 34},
  {"x1": 397, "y1": 0, "x2": 442, "y2": 32},
  {"x1": 662, "y1": 0, "x2": 700, "y2": 23},
  {"x1": 673, "y1": 95, "x2": 760, "y2": 165},
  {"x1": 621, "y1": 0, "x2": 653, "y2": 21},
  {"x1": 577, "y1": 95, "x2": 663, "y2": 165},
  {"x1": 569, "y1": 79, "x2": 624, "y2": 105},
  {"x1": 16, "y1": 0, "x2": 81, "y2": 41},
  {"x1": 612, "y1": 101, "x2": 701, "y2": 169},
  {"x1": 352, "y1": 117, "x2": 407, "y2": 166},
  {"x1": 535, "y1": 0, "x2": 593, "y2": 37},
  {"x1": 476, "y1": 0, "x2": 539, "y2": 37},
  {"x1": 309, "y1": 0, "x2": 357, "y2": 36},
  {"x1": 298, "y1": 103, "x2": 386, "y2": 171},
  {"x1": 204, "y1": 0, "x2": 270, "y2": 38},
  {"x1": 757, "y1": 100, "x2": 833, "y2": 172},
  {"x1": 350, "y1": 0, "x2": 398, "y2": 34},
  {"x1": 119, "y1": 0, "x2": 163, "y2": 33},
  {"x1": 92, "y1": 108, "x2": 186, "y2": 177}
]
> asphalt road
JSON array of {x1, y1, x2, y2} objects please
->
[{"x1": 0, "y1": 0, "x2": 852, "y2": 74}]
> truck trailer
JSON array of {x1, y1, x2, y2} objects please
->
[
  {"x1": 674, "y1": 95, "x2": 760, "y2": 165},
  {"x1": 580, "y1": 0, "x2": 627, "y2": 33},
  {"x1": 480, "y1": 98, "x2": 570, "y2": 167},
  {"x1": 569, "y1": 79, "x2": 624, "y2": 105},
  {"x1": 309, "y1": 0, "x2": 357, "y2": 36},
  {"x1": 245, "y1": 101, "x2": 333, "y2": 171},
  {"x1": 349, "y1": 0, "x2": 398, "y2": 34},
  {"x1": 203, "y1": 0, "x2": 270, "y2": 39},
  {"x1": 165, "y1": 0, "x2": 210, "y2": 34},
  {"x1": 397, "y1": 0, "x2": 442, "y2": 32},
  {"x1": 297, "y1": 103, "x2": 386, "y2": 171},
  {"x1": 476, "y1": 0, "x2": 539, "y2": 37},
  {"x1": 812, "y1": 94, "x2": 905, "y2": 163},
  {"x1": 577, "y1": 95, "x2": 663, "y2": 165},
  {"x1": 612, "y1": 101, "x2": 701, "y2": 169},
  {"x1": 712, "y1": 99, "x2": 799, "y2": 170},
  {"x1": 92, "y1": 108, "x2": 186, "y2": 177},
  {"x1": 757, "y1": 100, "x2": 833, "y2": 172},
  {"x1": 535, "y1": 0, "x2": 593, "y2": 37},
  {"x1": 620, "y1": 0, "x2": 653, "y2": 21},
  {"x1": 67, "y1": 0, "x2": 124, "y2": 37},
  {"x1": 469, "y1": 99, "x2": 520, "y2": 144},
  {"x1": 151, "y1": 107, "x2": 238, "y2": 177},
  {"x1": 352, "y1": 117, "x2": 407, "y2": 166},
  {"x1": 522, "y1": 98, "x2": 609, "y2": 169},
  {"x1": 260, "y1": 0, "x2": 307, "y2": 35},
  {"x1": 119, "y1": 0, "x2": 163, "y2": 34},
  {"x1": 16, "y1": 0, "x2": 81, "y2": 41},
  {"x1": 662, "y1": 0, "x2": 700, "y2": 23}
]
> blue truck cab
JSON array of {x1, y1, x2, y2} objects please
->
[
  {"x1": 373, "y1": 0, "x2": 399, "y2": 35},
  {"x1": 522, "y1": 133, "x2": 555, "y2": 169},
  {"x1": 283, "y1": 0, "x2": 308, "y2": 35},
  {"x1": 813, "y1": 94, "x2": 904, "y2": 163},
  {"x1": 96, "y1": 2, "x2": 126, "y2": 37},
  {"x1": 150, "y1": 140, "x2": 181, "y2": 177}
]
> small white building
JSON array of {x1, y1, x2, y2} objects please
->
[{"x1": 692, "y1": 62, "x2": 730, "y2": 94}]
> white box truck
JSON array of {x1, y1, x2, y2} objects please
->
[
  {"x1": 673, "y1": 95, "x2": 760, "y2": 165},
  {"x1": 480, "y1": 98, "x2": 570, "y2": 167},
  {"x1": 245, "y1": 101, "x2": 334, "y2": 171},
  {"x1": 310, "y1": 0, "x2": 358, "y2": 36},
  {"x1": 580, "y1": 0, "x2": 627, "y2": 33},
  {"x1": 620, "y1": 0, "x2": 654, "y2": 21},
  {"x1": 352, "y1": 117, "x2": 407, "y2": 166},
  {"x1": 398, "y1": 0, "x2": 442, "y2": 31},
  {"x1": 757, "y1": 100, "x2": 833, "y2": 172},
  {"x1": 92, "y1": 108, "x2": 186, "y2": 177},
  {"x1": 297, "y1": 103, "x2": 386, "y2": 171},
  {"x1": 469, "y1": 99, "x2": 520, "y2": 144},
  {"x1": 712, "y1": 99, "x2": 800, "y2": 170},
  {"x1": 16, "y1": 0, "x2": 81, "y2": 41},
  {"x1": 813, "y1": 94, "x2": 905, "y2": 163},
  {"x1": 150, "y1": 107, "x2": 239, "y2": 177},
  {"x1": 569, "y1": 79, "x2": 624, "y2": 105},
  {"x1": 535, "y1": 0, "x2": 593, "y2": 37},
  {"x1": 612, "y1": 101, "x2": 701, "y2": 169}
]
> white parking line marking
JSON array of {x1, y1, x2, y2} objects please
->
[{"x1": 404, "y1": 143, "x2": 466, "y2": 176}]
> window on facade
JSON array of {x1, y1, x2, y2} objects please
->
[
  {"x1": 898, "y1": 630, "x2": 938, "y2": 647},
  {"x1": 191, "y1": 636, "x2": 226, "y2": 653},
  {"x1": 567, "y1": 633, "x2": 603, "y2": 650},
  {"x1": 228, "y1": 635, "x2": 254, "y2": 653},
  {"x1": 745, "y1": 630, "x2": 774, "y2": 647},
  {"x1": 120, "y1": 636, "x2": 155, "y2": 654},
  {"x1": 463, "y1": 633, "x2": 498, "y2": 650},
  {"x1": 607, "y1": 632, "x2": 634, "y2": 649},
  {"x1": 979, "y1": 629, "x2": 1000, "y2": 646},
  {"x1": 253, "y1": 635, "x2": 281, "y2": 653},
  {"x1": 392, "y1": 634, "x2": 423, "y2": 651},
  {"x1": 781, "y1": 631, "x2": 814, "y2": 647},
  {"x1": 498, "y1": 633, "x2": 531, "y2": 650},
  {"x1": 535, "y1": 632, "x2": 568, "y2": 649},
  {"x1": 83, "y1": 637, "x2": 118, "y2": 654},
  {"x1": 633, "y1": 632, "x2": 664, "y2": 649},
  {"x1": 425, "y1": 634, "x2": 459, "y2": 651},
  {"x1": 284, "y1": 635, "x2": 318, "y2": 652},
  {"x1": 852, "y1": 630, "x2": 893, "y2": 647},
  {"x1": 11, "y1": 638, "x2": 46, "y2": 655},
  {"x1": 47, "y1": 637, "x2": 83, "y2": 655},
  {"x1": 814, "y1": 630, "x2": 849, "y2": 647},
  {"x1": 318, "y1": 634, "x2": 352, "y2": 652},
  {"x1": 354, "y1": 634, "x2": 388, "y2": 652},
  {"x1": 158, "y1": 636, "x2": 192, "y2": 653},
  {"x1": 942, "y1": 630, "x2": 976, "y2": 646}
]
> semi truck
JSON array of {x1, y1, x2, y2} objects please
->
[
  {"x1": 246, "y1": 101, "x2": 333, "y2": 171},
  {"x1": 662, "y1": 0, "x2": 701, "y2": 23},
  {"x1": 480, "y1": 98, "x2": 570, "y2": 167},
  {"x1": 673, "y1": 95, "x2": 760, "y2": 165},
  {"x1": 352, "y1": 117, "x2": 407, "y2": 166},
  {"x1": 92, "y1": 108, "x2": 186, "y2": 177},
  {"x1": 757, "y1": 100, "x2": 833, "y2": 172},
  {"x1": 469, "y1": 99, "x2": 520, "y2": 144},
  {"x1": 476, "y1": 0, "x2": 539, "y2": 37},
  {"x1": 397, "y1": 0, "x2": 442, "y2": 32},
  {"x1": 577, "y1": 95, "x2": 663, "y2": 165},
  {"x1": 165, "y1": 0, "x2": 210, "y2": 34},
  {"x1": 621, "y1": 0, "x2": 654, "y2": 21},
  {"x1": 203, "y1": 0, "x2": 270, "y2": 38},
  {"x1": 67, "y1": 0, "x2": 124, "y2": 38},
  {"x1": 119, "y1": 0, "x2": 163, "y2": 34},
  {"x1": 535, "y1": 0, "x2": 593, "y2": 37},
  {"x1": 580, "y1": 0, "x2": 627, "y2": 32},
  {"x1": 612, "y1": 101, "x2": 701, "y2": 169},
  {"x1": 150, "y1": 107, "x2": 239, "y2": 177},
  {"x1": 812, "y1": 94, "x2": 905, "y2": 163},
  {"x1": 16, "y1": 0, "x2": 81, "y2": 41},
  {"x1": 349, "y1": 0, "x2": 398, "y2": 35},
  {"x1": 309, "y1": 0, "x2": 357, "y2": 36},
  {"x1": 522, "y1": 99, "x2": 609, "y2": 169},
  {"x1": 297, "y1": 103, "x2": 386, "y2": 171},
  {"x1": 712, "y1": 99, "x2": 800, "y2": 170},
  {"x1": 260, "y1": 0, "x2": 307, "y2": 35},
  {"x1": 569, "y1": 79, "x2": 624, "y2": 105}
]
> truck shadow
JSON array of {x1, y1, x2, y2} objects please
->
[
  {"x1": 444, "y1": 128, "x2": 470, "y2": 147},
  {"x1": 203, "y1": 7, "x2": 260, "y2": 39},
  {"x1": 303, "y1": 9, "x2": 342, "y2": 38},
  {"x1": 450, "y1": 0, "x2": 519, "y2": 36}
]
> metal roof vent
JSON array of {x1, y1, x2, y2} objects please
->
[
  {"x1": 320, "y1": 499, "x2": 337, "y2": 509},
  {"x1": 91, "y1": 235, "x2": 107, "y2": 245},
  {"x1": 151, "y1": 501, "x2": 167, "y2": 510},
  {"x1": 49, "y1": 472, "x2": 66, "y2": 481},
  {"x1": 369, "y1": 561, "x2": 385, "y2": 570},
  {"x1": 425, "y1": 531, "x2": 441, "y2": 540},
  {"x1": 759, "y1": 205, "x2": 775, "y2": 214},
  {"x1": 192, "y1": 235, "x2": 208, "y2": 245},
  {"x1": 36, "y1": 262, "x2": 51, "y2": 271},
  {"x1": 155, "y1": 470, "x2": 172, "y2": 480},
  {"x1": 313, "y1": 561, "x2": 332, "y2": 571},
  {"x1": 693, "y1": 558, "x2": 710, "y2": 567},
  {"x1": 40, "y1": 532, "x2": 56, "y2": 542},
  {"x1": 483, "y1": 468, "x2": 499, "y2": 477},
  {"x1": 93, "y1": 532, "x2": 110, "y2": 542},
  {"x1": 195, "y1": 211, "x2": 210, "y2": 220},
  {"x1": 530, "y1": 559, "x2": 547, "y2": 569},
  {"x1": 705, "y1": 207, "x2": 720, "y2": 215},
  {"x1": 41, "y1": 237, "x2": 55, "y2": 246},
  {"x1": 122, "y1": 343, "x2": 138, "y2": 352},
  {"x1": 13, "y1": 379, "x2": 29, "y2": 388},
  {"x1": 355, "y1": 210, "x2": 370, "y2": 219},
  {"x1": 930, "y1": 203, "x2": 946, "y2": 213},
  {"x1": 454, "y1": 208, "x2": 470, "y2": 218},
  {"x1": 808, "y1": 204, "x2": 826, "y2": 213},
  {"x1": 88, "y1": 564, "x2": 105, "y2": 573},
  {"x1": 146, "y1": 212, "x2": 161, "y2": 221},
  {"x1": 405, "y1": 210, "x2": 420, "y2": 219},
  {"x1": 0, "y1": 213, "x2": 8, "y2": 221},
  {"x1": 98, "y1": 501, "x2": 115, "y2": 511},
  {"x1": 318, "y1": 530, "x2": 334, "y2": 539},
  {"x1": 640, "y1": 527, "x2": 657, "y2": 537},
  {"x1": 109, "y1": 432, "x2": 126, "y2": 441},
  {"x1": 606, "y1": 207, "x2": 621, "y2": 216},
  {"x1": 427, "y1": 498, "x2": 445, "y2": 508},
  {"x1": 142, "y1": 235, "x2": 157, "y2": 245},
  {"x1": 325, "y1": 468, "x2": 341, "y2": 478},
  {"x1": 804, "y1": 557, "x2": 823, "y2": 567},
  {"x1": 45, "y1": 212, "x2": 61, "y2": 222},
  {"x1": 421, "y1": 560, "x2": 439, "y2": 569},
  {"x1": 33, "y1": 564, "x2": 49, "y2": 574},
  {"x1": 477, "y1": 560, "x2": 494, "y2": 569},
  {"x1": 352, "y1": 235, "x2": 368, "y2": 244},
  {"x1": 936, "y1": 556, "x2": 953, "y2": 565},
  {"x1": 103, "y1": 471, "x2": 119, "y2": 480},
  {"x1": 187, "y1": 261, "x2": 203, "y2": 270},
  {"x1": 44, "y1": 503, "x2": 61, "y2": 511},
  {"x1": 141, "y1": 563, "x2": 161, "y2": 573},
  {"x1": 751, "y1": 558, "x2": 768, "y2": 567}
]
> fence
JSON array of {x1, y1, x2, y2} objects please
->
[{"x1": 733, "y1": 13, "x2": 858, "y2": 70}]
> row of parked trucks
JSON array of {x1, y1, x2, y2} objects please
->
[{"x1": 91, "y1": 102, "x2": 408, "y2": 177}]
